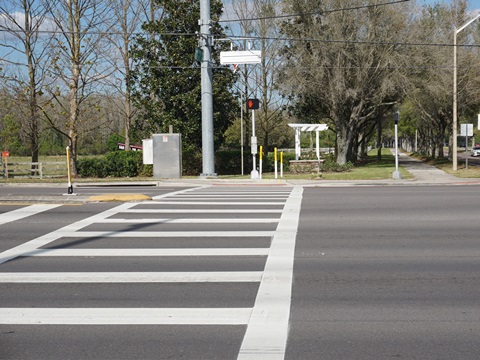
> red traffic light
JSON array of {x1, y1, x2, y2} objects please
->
[{"x1": 246, "y1": 98, "x2": 259, "y2": 110}]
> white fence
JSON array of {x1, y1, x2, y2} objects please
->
[{"x1": 2, "y1": 162, "x2": 66, "y2": 179}]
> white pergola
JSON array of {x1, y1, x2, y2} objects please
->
[{"x1": 288, "y1": 124, "x2": 329, "y2": 160}]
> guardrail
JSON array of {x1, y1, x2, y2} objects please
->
[{"x1": 2, "y1": 162, "x2": 67, "y2": 179}]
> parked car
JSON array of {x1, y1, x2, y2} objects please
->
[{"x1": 471, "y1": 146, "x2": 480, "y2": 157}]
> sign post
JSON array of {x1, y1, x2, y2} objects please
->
[
  {"x1": 247, "y1": 99, "x2": 260, "y2": 179},
  {"x1": 461, "y1": 124, "x2": 473, "y2": 169},
  {"x1": 2, "y1": 151, "x2": 9, "y2": 180},
  {"x1": 393, "y1": 111, "x2": 402, "y2": 180}
]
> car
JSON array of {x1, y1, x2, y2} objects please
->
[{"x1": 471, "y1": 146, "x2": 480, "y2": 157}]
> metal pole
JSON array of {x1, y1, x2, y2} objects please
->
[
  {"x1": 200, "y1": 0, "x2": 216, "y2": 177},
  {"x1": 395, "y1": 124, "x2": 399, "y2": 171},
  {"x1": 274, "y1": 147, "x2": 278, "y2": 179},
  {"x1": 466, "y1": 132, "x2": 468, "y2": 170},
  {"x1": 453, "y1": 27, "x2": 458, "y2": 171},
  {"x1": 251, "y1": 109, "x2": 259, "y2": 179},
  {"x1": 241, "y1": 95, "x2": 244, "y2": 175},
  {"x1": 452, "y1": 14, "x2": 480, "y2": 171},
  {"x1": 393, "y1": 111, "x2": 402, "y2": 180}
]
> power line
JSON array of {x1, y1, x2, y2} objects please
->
[
  {"x1": 225, "y1": 34, "x2": 480, "y2": 48},
  {"x1": 219, "y1": 0, "x2": 411, "y2": 23},
  {"x1": 0, "y1": 28, "x2": 197, "y2": 37}
]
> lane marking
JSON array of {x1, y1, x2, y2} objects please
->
[
  {"x1": 0, "y1": 204, "x2": 62, "y2": 226},
  {"x1": 148, "y1": 201, "x2": 285, "y2": 205},
  {"x1": 122, "y1": 209, "x2": 282, "y2": 214},
  {"x1": 22, "y1": 248, "x2": 270, "y2": 257},
  {"x1": 0, "y1": 271, "x2": 263, "y2": 283},
  {"x1": 238, "y1": 186, "x2": 303, "y2": 360},
  {"x1": 168, "y1": 195, "x2": 289, "y2": 199},
  {"x1": 97, "y1": 218, "x2": 279, "y2": 224},
  {"x1": 0, "y1": 308, "x2": 252, "y2": 325},
  {"x1": 63, "y1": 231, "x2": 275, "y2": 238}
]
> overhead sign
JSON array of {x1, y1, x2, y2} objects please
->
[{"x1": 220, "y1": 50, "x2": 261, "y2": 65}]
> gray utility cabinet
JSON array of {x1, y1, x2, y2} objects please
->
[{"x1": 152, "y1": 134, "x2": 182, "y2": 178}]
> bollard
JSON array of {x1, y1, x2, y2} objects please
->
[
  {"x1": 280, "y1": 151, "x2": 284, "y2": 178},
  {"x1": 259, "y1": 145, "x2": 263, "y2": 179},
  {"x1": 274, "y1": 147, "x2": 278, "y2": 179},
  {"x1": 66, "y1": 146, "x2": 73, "y2": 194}
]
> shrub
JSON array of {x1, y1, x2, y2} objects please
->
[
  {"x1": 182, "y1": 146, "x2": 202, "y2": 176},
  {"x1": 320, "y1": 153, "x2": 353, "y2": 172},
  {"x1": 77, "y1": 151, "x2": 144, "y2": 178}
]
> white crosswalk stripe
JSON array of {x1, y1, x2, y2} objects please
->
[
  {"x1": 0, "y1": 185, "x2": 303, "y2": 360},
  {"x1": 0, "y1": 204, "x2": 61, "y2": 226}
]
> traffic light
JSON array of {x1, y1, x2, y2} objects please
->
[{"x1": 246, "y1": 98, "x2": 259, "y2": 110}]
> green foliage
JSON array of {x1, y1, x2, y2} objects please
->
[
  {"x1": 39, "y1": 129, "x2": 66, "y2": 155},
  {"x1": 77, "y1": 151, "x2": 144, "y2": 178},
  {"x1": 320, "y1": 153, "x2": 353, "y2": 172},
  {"x1": 182, "y1": 146, "x2": 203, "y2": 176},
  {"x1": 130, "y1": 0, "x2": 238, "y2": 152},
  {"x1": 104, "y1": 151, "x2": 140, "y2": 177},
  {"x1": 106, "y1": 133, "x2": 125, "y2": 152},
  {"x1": 215, "y1": 150, "x2": 252, "y2": 175},
  {"x1": 0, "y1": 114, "x2": 28, "y2": 155},
  {"x1": 77, "y1": 157, "x2": 109, "y2": 178}
]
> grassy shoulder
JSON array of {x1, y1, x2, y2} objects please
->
[
  {"x1": 225, "y1": 148, "x2": 412, "y2": 181},
  {"x1": 1, "y1": 149, "x2": 411, "y2": 183}
]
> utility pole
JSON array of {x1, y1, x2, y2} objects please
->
[{"x1": 200, "y1": 0, "x2": 216, "y2": 177}]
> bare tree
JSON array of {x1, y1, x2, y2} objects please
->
[
  {"x1": 224, "y1": 0, "x2": 288, "y2": 157},
  {"x1": 0, "y1": 0, "x2": 52, "y2": 169},
  {"x1": 44, "y1": 0, "x2": 111, "y2": 175},
  {"x1": 103, "y1": 0, "x2": 153, "y2": 151}
]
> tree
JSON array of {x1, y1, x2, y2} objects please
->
[
  {"x1": 224, "y1": 0, "x2": 287, "y2": 157},
  {"x1": 130, "y1": 0, "x2": 238, "y2": 154},
  {"x1": 44, "y1": 0, "x2": 112, "y2": 176},
  {"x1": 280, "y1": 0, "x2": 412, "y2": 164},
  {"x1": 105, "y1": 0, "x2": 153, "y2": 151},
  {"x1": 406, "y1": 0, "x2": 480, "y2": 159},
  {"x1": 0, "y1": 0, "x2": 52, "y2": 169}
]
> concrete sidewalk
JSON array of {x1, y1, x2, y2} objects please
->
[{"x1": 395, "y1": 151, "x2": 462, "y2": 184}]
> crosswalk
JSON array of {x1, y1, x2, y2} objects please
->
[{"x1": 0, "y1": 185, "x2": 303, "y2": 359}]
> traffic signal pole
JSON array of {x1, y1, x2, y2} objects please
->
[{"x1": 200, "y1": 0, "x2": 216, "y2": 177}]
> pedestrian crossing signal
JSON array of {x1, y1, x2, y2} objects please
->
[{"x1": 246, "y1": 98, "x2": 259, "y2": 110}]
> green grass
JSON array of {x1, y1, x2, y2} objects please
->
[{"x1": 226, "y1": 149, "x2": 412, "y2": 181}]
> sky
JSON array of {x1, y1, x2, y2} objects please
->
[{"x1": 420, "y1": 0, "x2": 480, "y2": 11}]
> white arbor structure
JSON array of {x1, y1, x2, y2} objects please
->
[{"x1": 288, "y1": 124, "x2": 329, "y2": 160}]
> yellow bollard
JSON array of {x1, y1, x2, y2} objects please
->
[
  {"x1": 66, "y1": 146, "x2": 73, "y2": 194},
  {"x1": 259, "y1": 145, "x2": 263, "y2": 179}
]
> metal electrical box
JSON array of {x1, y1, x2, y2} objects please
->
[{"x1": 152, "y1": 134, "x2": 182, "y2": 178}]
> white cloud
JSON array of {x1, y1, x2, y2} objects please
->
[{"x1": 0, "y1": 11, "x2": 57, "y2": 40}]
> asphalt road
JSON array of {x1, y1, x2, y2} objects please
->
[
  {"x1": 287, "y1": 185, "x2": 480, "y2": 360},
  {"x1": 1, "y1": 184, "x2": 480, "y2": 359}
]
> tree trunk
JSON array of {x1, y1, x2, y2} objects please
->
[
  {"x1": 69, "y1": 62, "x2": 80, "y2": 176},
  {"x1": 336, "y1": 125, "x2": 354, "y2": 165},
  {"x1": 377, "y1": 117, "x2": 382, "y2": 161}
]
